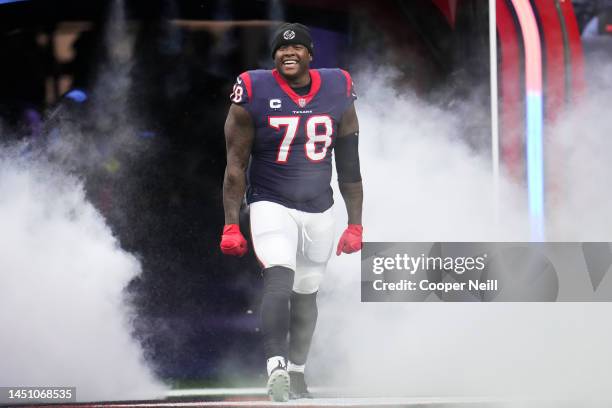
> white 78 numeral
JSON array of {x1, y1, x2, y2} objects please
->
[{"x1": 269, "y1": 115, "x2": 333, "y2": 163}]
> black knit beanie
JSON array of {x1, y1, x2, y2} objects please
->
[{"x1": 270, "y1": 23, "x2": 314, "y2": 59}]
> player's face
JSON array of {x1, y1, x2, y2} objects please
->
[{"x1": 274, "y1": 44, "x2": 312, "y2": 80}]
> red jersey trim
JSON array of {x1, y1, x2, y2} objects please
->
[
  {"x1": 340, "y1": 69, "x2": 352, "y2": 97},
  {"x1": 272, "y1": 69, "x2": 321, "y2": 107},
  {"x1": 239, "y1": 72, "x2": 252, "y2": 102}
]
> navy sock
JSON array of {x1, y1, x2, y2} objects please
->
[
  {"x1": 289, "y1": 291, "x2": 318, "y2": 366},
  {"x1": 261, "y1": 266, "x2": 295, "y2": 359}
]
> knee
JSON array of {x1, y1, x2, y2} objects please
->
[{"x1": 292, "y1": 272, "x2": 323, "y2": 295}]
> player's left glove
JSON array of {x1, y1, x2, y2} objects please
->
[
  {"x1": 336, "y1": 224, "x2": 363, "y2": 256},
  {"x1": 220, "y1": 224, "x2": 248, "y2": 256}
]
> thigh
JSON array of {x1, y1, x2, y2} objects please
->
[
  {"x1": 293, "y1": 209, "x2": 335, "y2": 294},
  {"x1": 302, "y1": 207, "x2": 335, "y2": 264},
  {"x1": 250, "y1": 201, "x2": 298, "y2": 271}
]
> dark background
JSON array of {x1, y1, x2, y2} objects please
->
[{"x1": 0, "y1": 0, "x2": 495, "y2": 385}]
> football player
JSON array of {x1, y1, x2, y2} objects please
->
[{"x1": 220, "y1": 22, "x2": 363, "y2": 402}]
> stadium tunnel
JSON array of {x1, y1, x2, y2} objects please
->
[{"x1": 0, "y1": 0, "x2": 587, "y2": 382}]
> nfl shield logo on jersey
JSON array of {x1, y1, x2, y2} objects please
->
[{"x1": 298, "y1": 98, "x2": 306, "y2": 107}]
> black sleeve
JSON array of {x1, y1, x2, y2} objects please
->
[{"x1": 334, "y1": 132, "x2": 361, "y2": 183}]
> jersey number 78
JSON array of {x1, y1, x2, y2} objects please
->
[{"x1": 268, "y1": 115, "x2": 333, "y2": 163}]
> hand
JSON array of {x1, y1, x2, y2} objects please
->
[
  {"x1": 220, "y1": 224, "x2": 248, "y2": 256},
  {"x1": 336, "y1": 224, "x2": 363, "y2": 256}
]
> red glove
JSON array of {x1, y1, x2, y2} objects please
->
[
  {"x1": 336, "y1": 224, "x2": 363, "y2": 256},
  {"x1": 220, "y1": 224, "x2": 248, "y2": 256}
]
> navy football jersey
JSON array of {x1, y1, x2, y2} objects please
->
[{"x1": 230, "y1": 68, "x2": 357, "y2": 212}]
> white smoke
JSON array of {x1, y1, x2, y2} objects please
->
[
  {"x1": 0, "y1": 150, "x2": 166, "y2": 401},
  {"x1": 0, "y1": 0, "x2": 167, "y2": 402},
  {"x1": 547, "y1": 58, "x2": 612, "y2": 241},
  {"x1": 353, "y1": 68, "x2": 529, "y2": 242},
  {"x1": 311, "y1": 67, "x2": 612, "y2": 402}
]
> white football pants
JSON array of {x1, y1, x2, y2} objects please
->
[{"x1": 250, "y1": 201, "x2": 335, "y2": 294}]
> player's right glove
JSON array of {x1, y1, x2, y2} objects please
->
[{"x1": 220, "y1": 224, "x2": 248, "y2": 256}]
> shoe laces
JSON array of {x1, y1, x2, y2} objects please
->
[{"x1": 271, "y1": 360, "x2": 287, "y2": 374}]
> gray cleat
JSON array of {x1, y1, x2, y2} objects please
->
[{"x1": 267, "y1": 362, "x2": 290, "y2": 402}]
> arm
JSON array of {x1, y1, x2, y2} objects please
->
[
  {"x1": 336, "y1": 102, "x2": 363, "y2": 225},
  {"x1": 223, "y1": 103, "x2": 254, "y2": 224},
  {"x1": 334, "y1": 102, "x2": 363, "y2": 256}
]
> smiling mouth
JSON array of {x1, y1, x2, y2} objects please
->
[{"x1": 282, "y1": 60, "x2": 298, "y2": 67}]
